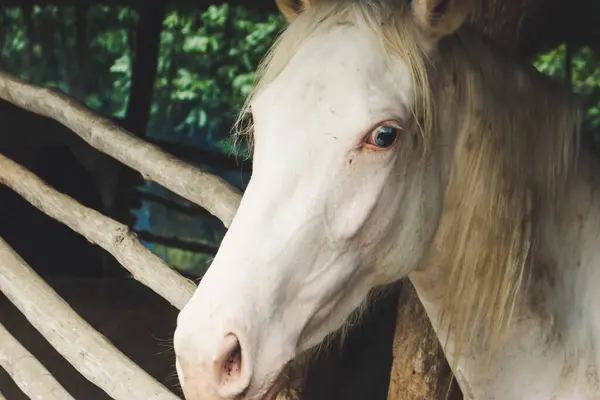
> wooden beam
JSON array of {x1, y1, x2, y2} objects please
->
[
  {"x1": 0, "y1": 322, "x2": 75, "y2": 400},
  {"x1": 0, "y1": 71, "x2": 242, "y2": 227},
  {"x1": 0, "y1": 98, "x2": 252, "y2": 174},
  {"x1": 146, "y1": 137, "x2": 252, "y2": 174}
]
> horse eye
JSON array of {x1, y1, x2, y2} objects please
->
[{"x1": 365, "y1": 124, "x2": 401, "y2": 150}]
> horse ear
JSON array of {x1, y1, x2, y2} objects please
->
[
  {"x1": 411, "y1": 0, "x2": 472, "y2": 40},
  {"x1": 275, "y1": 0, "x2": 311, "y2": 22}
]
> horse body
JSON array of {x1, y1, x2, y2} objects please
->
[{"x1": 173, "y1": 1, "x2": 600, "y2": 398}]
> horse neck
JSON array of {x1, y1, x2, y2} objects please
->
[
  {"x1": 411, "y1": 146, "x2": 600, "y2": 398},
  {"x1": 536, "y1": 148, "x2": 600, "y2": 363},
  {"x1": 406, "y1": 29, "x2": 600, "y2": 397}
]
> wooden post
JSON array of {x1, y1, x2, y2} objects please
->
[
  {"x1": 387, "y1": 281, "x2": 460, "y2": 400},
  {"x1": 113, "y1": 0, "x2": 167, "y2": 225}
]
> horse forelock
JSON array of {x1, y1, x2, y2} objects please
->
[{"x1": 231, "y1": 0, "x2": 582, "y2": 367}]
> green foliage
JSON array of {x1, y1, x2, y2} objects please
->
[
  {"x1": 148, "y1": 5, "x2": 285, "y2": 153},
  {"x1": 1, "y1": 5, "x2": 138, "y2": 117},
  {"x1": 152, "y1": 244, "x2": 214, "y2": 277}
]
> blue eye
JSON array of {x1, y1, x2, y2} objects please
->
[{"x1": 366, "y1": 124, "x2": 400, "y2": 150}]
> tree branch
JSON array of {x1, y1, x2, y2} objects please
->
[
  {"x1": 0, "y1": 71, "x2": 242, "y2": 228},
  {"x1": 0, "y1": 153, "x2": 195, "y2": 310},
  {"x1": 0, "y1": 238, "x2": 180, "y2": 400},
  {"x1": 0, "y1": 322, "x2": 75, "y2": 400}
]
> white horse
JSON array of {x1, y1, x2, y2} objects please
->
[{"x1": 174, "y1": 0, "x2": 598, "y2": 398}]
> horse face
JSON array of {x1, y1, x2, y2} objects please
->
[{"x1": 174, "y1": 22, "x2": 443, "y2": 400}]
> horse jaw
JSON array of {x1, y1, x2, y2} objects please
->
[{"x1": 173, "y1": 23, "x2": 442, "y2": 399}]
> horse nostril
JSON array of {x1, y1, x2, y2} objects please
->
[
  {"x1": 175, "y1": 331, "x2": 252, "y2": 399},
  {"x1": 216, "y1": 333, "x2": 251, "y2": 397},
  {"x1": 222, "y1": 334, "x2": 242, "y2": 381}
]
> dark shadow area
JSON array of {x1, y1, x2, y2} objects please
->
[{"x1": 302, "y1": 283, "x2": 400, "y2": 400}]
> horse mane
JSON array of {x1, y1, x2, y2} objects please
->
[
  {"x1": 430, "y1": 28, "x2": 581, "y2": 361},
  {"x1": 233, "y1": 0, "x2": 582, "y2": 363}
]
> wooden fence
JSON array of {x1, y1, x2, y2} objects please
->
[{"x1": 0, "y1": 70, "x2": 243, "y2": 399}]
